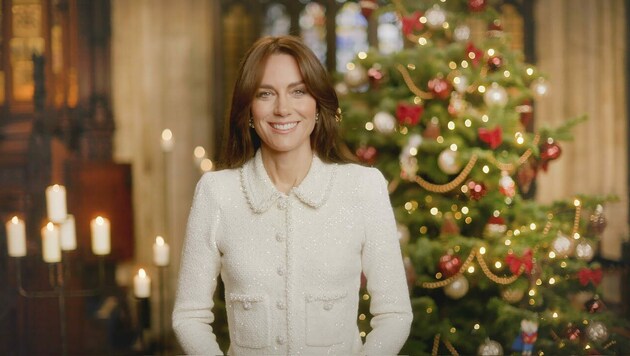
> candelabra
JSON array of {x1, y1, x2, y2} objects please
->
[{"x1": 5, "y1": 184, "x2": 113, "y2": 356}]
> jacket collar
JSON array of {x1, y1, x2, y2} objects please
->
[{"x1": 240, "y1": 150, "x2": 336, "y2": 213}]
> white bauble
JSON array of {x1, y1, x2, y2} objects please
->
[
  {"x1": 454, "y1": 24, "x2": 471, "y2": 42},
  {"x1": 373, "y1": 111, "x2": 396, "y2": 133},
  {"x1": 444, "y1": 275, "x2": 469, "y2": 299},
  {"x1": 425, "y1": 5, "x2": 446, "y2": 29},
  {"x1": 344, "y1": 65, "x2": 368, "y2": 88},
  {"x1": 484, "y1": 82, "x2": 508, "y2": 107},
  {"x1": 438, "y1": 149, "x2": 461, "y2": 174},
  {"x1": 552, "y1": 232, "x2": 574, "y2": 257},
  {"x1": 586, "y1": 321, "x2": 609, "y2": 343},
  {"x1": 531, "y1": 77, "x2": 549, "y2": 98},
  {"x1": 477, "y1": 338, "x2": 504, "y2": 356},
  {"x1": 575, "y1": 240, "x2": 596, "y2": 261}
]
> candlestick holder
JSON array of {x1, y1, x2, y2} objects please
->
[
  {"x1": 157, "y1": 265, "x2": 169, "y2": 355},
  {"x1": 135, "y1": 296, "x2": 151, "y2": 353},
  {"x1": 10, "y1": 253, "x2": 108, "y2": 356}
]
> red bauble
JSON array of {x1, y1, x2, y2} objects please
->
[
  {"x1": 518, "y1": 100, "x2": 533, "y2": 127},
  {"x1": 539, "y1": 141, "x2": 562, "y2": 171},
  {"x1": 468, "y1": 0, "x2": 487, "y2": 12},
  {"x1": 356, "y1": 146, "x2": 377, "y2": 165},
  {"x1": 396, "y1": 102, "x2": 423, "y2": 126},
  {"x1": 487, "y1": 55, "x2": 503, "y2": 71},
  {"x1": 565, "y1": 324, "x2": 582, "y2": 342},
  {"x1": 467, "y1": 180, "x2": 487, "y2": 200},
  {"x1": 439, "y1": 253, "x2": 462, "y2": 277},
  {"x1": 359, "y1": 0, "x2": 378, "y2": 19},
  {"x1": 428, "y1": 77, "x2": 452, "y2": 100},
  {"x1": 585, "y1": 296, "x2": 606, "y2": 313}
]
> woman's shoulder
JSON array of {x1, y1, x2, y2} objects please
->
[
  {"x1": 335, "y1": 163, "x2": 387, "y2": 187},
  {"x1": 196, "y1": 167, "x2": 241, "y2": 192}
]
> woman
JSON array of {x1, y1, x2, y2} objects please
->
[{"x1": 172, "y1": 35, "x2": 412, "y2": 355}]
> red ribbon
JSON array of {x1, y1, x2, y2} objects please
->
[
  {"x1": 478, "y1": 126, "x2": 503, "y2": 149},
  {"x1": 505, "y1": 249, "x2": 533, "y2": 275},
  {"x1": 396, "y1": 102, "x2": 423, "y2": 126},
  {"x1": 401, "y1": 11, "x2": 424, "y2": 35},
  {"x1": 578, "y1": 268, "x2": 603, "y2": 286}
]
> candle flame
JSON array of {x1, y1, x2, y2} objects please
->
[
  {"x1": 95, "y1": 216, "x2": 104, "y2": 224},
  {"x1": 156, "y1": 236, "x2": 164, "y2": 245},
  {"x1": 161, "y1": 129, "x2": 173, "y2": 141},
  {"x1": 11, "y1": 216, "x2": 19, "y2": 224},
  {"x1": 46, "y1": 222, "x2": 55, "y2": 231},
  {"x1": 139, "y1": 268, "x2": 147, "y2": 278}
]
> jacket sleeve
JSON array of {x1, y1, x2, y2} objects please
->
[
  {"x1": 361, "y1": 168, "x2": 413, "y2": 355},
  {"x1": 172, "y1": 173, "x2": 224, "y2": 355}
]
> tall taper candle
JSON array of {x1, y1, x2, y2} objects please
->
[
  {"x1": 41, "y1": 222, "x2": 61, "y2": 263},
  {"x1": 6, "y1": 216, "x2": 26, "y2": 257},
  {"x1": 153, "y1": 236, "x2": 170, "y2": 266},
  {"x1": 90, "y1": 216, "x2": 111, "y2": 255},
  {"x1": 46, "y1": 184, "x2": 67, "y2": 223},
  {"x1": 134, "y1": 268, "x2": 151, "y2": 298},
  {"x1": 60, "y1": 215, "x2": 77, "y2": 251}
]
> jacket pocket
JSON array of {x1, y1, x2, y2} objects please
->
[
  {"x1": 305, "y1": 291, "x2": 348, "y2": 346},
  {"x1": 229, "y1": 293, "x2": 270, "y2": 349}
]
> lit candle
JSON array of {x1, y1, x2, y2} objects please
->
[
  {"x1": 5, "y1": 216, "x2": 26, "y2": 257},
  {"x1": 134, "y1": 268, "x2": 151, "y2": 298},
  {"x1": 161, "y1": 129, "x2": 175, "y2": 152},
  {"x1": 60, "y1": 215, "x2": 77, "y2": 251},
  {"x1": 41, "y1": 222, "x2": 61, "y2": 263},
  {"x1": 90, "y1": 216, "x2": 111, "y2": 255},
  {"x1": 46, "y1": 184, "x2": 67, "y2": 223},
  {"x1": 153, "y1": 236, "x2": 170, "y2": 266}
]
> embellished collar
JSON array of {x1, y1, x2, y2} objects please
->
[{"x1": 240, "y1": 150, "x2": 337, "y2": 213}]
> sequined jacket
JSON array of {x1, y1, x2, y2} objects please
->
[{"x1": 172, "y1": 150, "x2": 413, "y2": 355}]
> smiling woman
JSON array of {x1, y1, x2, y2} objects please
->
[{"x1": 172, "y1": 35, "x2": 413, "y2": 356}]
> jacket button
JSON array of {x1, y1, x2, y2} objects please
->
[
  {"x1": 276, "y1": 232, "x2": 285, "y2": 242},
  {"x1": 276, "y1": 267, "x2": 284, "y2": 276},
  {"x1": 276, "y1": 335, "x2": 286, "y2": 345},
  {"x1": 276, "y1": 300, "x2": 285, "y2": 310},
  {"x1": 277, "y1": 198, "x2": 288, "y2": 210},
  {"x1": 323, "y1": 302, "x2": 333, "y2": 311}
]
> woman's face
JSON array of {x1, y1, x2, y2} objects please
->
[{"x1": 251, "y1": 53, "x2": 317, "y2": 156}]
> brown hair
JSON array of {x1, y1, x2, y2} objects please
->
[{"x1": 219, "y1": 35, "x2": 355, "y2": 169}]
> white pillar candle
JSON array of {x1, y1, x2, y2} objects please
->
[
  {"x1": 41, "y1": 222, "x2": 61, "y2": 263},
  {"x1": 6, "y1": 216, "x2": 26, "y2": 257},
  {"x1": 90, "y1": 216, "x2": 111, "y2": 255},
  {"x1": 153, "y1": 236, "x2": 170, "y2": 266},
  {"x1": 46, "y1": 184, "x2": 67, "y2": 223},
  {"x1": 161, "y1": 129, "x2": 175, "y2": 152},
  {"x1": 134, "y1": 268, "x2": 151, "y2": 298},
  {"x1": 60, "y1": 215, "x2": 77, "y2": 251}
]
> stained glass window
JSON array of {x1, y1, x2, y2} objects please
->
[
  {"x1": 299, "y1": 2, "x2": 327, "y2": 65},
  {"x1": 377, "y1": 11, "x2": 403, "y2": 55},
  {"x1": 263, "y1": 3, "x2": 290, "y2": 37},
  {"x1": 335, "y1": 2, "x2": 368, "y2": 73}
]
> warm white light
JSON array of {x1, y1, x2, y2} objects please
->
[
  {"x1": 357, "y1": 52, "x2": 367, "y2": 59},
  {"x1": 193, "y1": 146, "x2": 206, "y2": 158},
  {"x1": 200, "y1": 158, "x2": 214, "y2": 172},
  {"x1": 365, "y1": 122, "x2": 374, "y2": 131}
]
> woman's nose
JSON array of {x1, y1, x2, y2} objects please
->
[{"x1": 274, "y1": 95, "x2": 290, "y2": 116}]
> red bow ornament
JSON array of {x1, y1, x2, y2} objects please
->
[
  {"x1": 396, "y1": 102, "x2": 423, "y2": 126},
  {"x1": 505, "y1": 249, "x2": 533, "y2": 275},
  {"x1": 478, "y1": 126, "x2": 503, "y2": 149},
  {"x1": 466, "y1": 42, "x2": 484, "y2": 67},
  {"x1": 401, "y1": 11, "x2": 424, "y2": 36},
  {"x1": 578, "y1": 267, "x2": 603, "y2": 286}
]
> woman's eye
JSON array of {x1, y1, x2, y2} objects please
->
[
  {"x1": 256, "y1": 91, "x2": 272, "y2": 98},
  {"x1": 293, "y1": 88, "x2": 306, "y2": 96}
]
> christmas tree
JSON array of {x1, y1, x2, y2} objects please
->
[{"x1": 337, "y1": 0, "x2": 630, "y2": 354}]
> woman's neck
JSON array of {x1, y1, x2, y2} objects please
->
[{"x1": 260, "y1": 146, "x2": 313, "y2": 194}]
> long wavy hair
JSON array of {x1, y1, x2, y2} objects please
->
[{"x1": 219, "y1": 35, "x2": 355, "y2": 169}]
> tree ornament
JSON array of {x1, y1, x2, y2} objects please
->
[
  {"x1": 467, "y1": 180, "x2": 487, "y2": 200},
  {"x1": 588, "y1": 204, "x2": 607, "y2": 236},
  {"x1": 438, "y1": 252, "x2": 462, "y2": 277},
  {"x1": 423, "y1": 117, "x2": 441, "y2": 139},
  {"x1": 478, "y1": 126, "x2": 503, "y2": 149},
  {"x1": 453, "y1": 24, "x2": 471, "y2": 42},
  {"x1": 396, "y1": 102, "x2": 423, "y2": 126},
  {"x1": 478, "y1": 338, "x2": 503, "y2": 356},
  {"x1": 400, "y1": 156, "x2": 419, "y2": 179},
  {"x1": 498, "y1": 171, "x2": 516, "y2": 197},
  {"x1": 511, "y1": 319, "x2": 538, "y2": 356},
  {"x1": 578, "y1": 267, "x2": 603, "y2": 287},
  {"x1": 373, "y1": 111, "x2": 396, "y2": 134},
  {"x1": 551, "y1": 231, "x2": 574, "y2": 257},
  {"x1": 585, "y1": 295, "x2": 606, "y2": 313},
  {"x1": 466, "y1": 43, "x2": 483, "y2": 66},
  {"x1": 425, "y1": 5, "x2": 447, "y2": 29},
  {"x1": 484, "y1": 82, "x2": 508, "y2": 107},
  {"x1": 516, "y1": 159, "x2": 537, "y2": 194},
  {"x1": 397, "y1": 223, "x2": 410, "y2": 245},
  {"x1": 367, "y1": 65, "x2": 384, "y2": 88},
  {"x1": 444, "y1": 275, "x2": 468, "y2": 299},
  {"x1": 487, "y1": 19, "x2": 503, "y2": 37},
  {"x1": 484, "y1": 216, "x2": 507, "y2": 238},
  {"x1": 438, "y1": 149, "x2": 461, "y2": 174},
  {"x1": 517, "y1": 100, "x2": 534, "y2": 128},
  {"x1": 501, "y1": 286, "x2": 525, "y2": 303},
  {"x1": 575, "y1": 240, "x2": 596, "y2": 261},
  {"x1": 539, "y1": 139, "x2": 562, "y2": 171},
  {"x1": 428, "y1": 76, "x2": 452, "y2": 100},
  {"x1": 487, "y1": 55, "x2": 503, "y2": 71},
  {"x1": 344, "y1": 65, "x2": 369, "y2": 89},
  {"x1": 586, "y1": 321, "x2": 609, "y2": 343},
  {"x1": 401, "y1": 11, "x2": 424, "y2": 36},
  {"x1": 355, "y1": 145, "x2": 377, "y2": 165},
  {"x1": 565, "y1": 323, "x2": 582, "y2": 342},
  {"x1": 448, "y1": 93, "x2": 467, "y2": 116},
  {"x1": 359, "y1": 0, "x2": 378, "y2": 19},
  {"x1": 468, "y1": 0, "x2": 487, "y2": 12},
  {"x1": 530, "y1": 77, "x2": 549, "y2": 98},
  {"x1": 452, "y1": 74, "x2": 469, "y2": 93},
  {"x1": 505, "y1": 249, "x2": 533, "y2": 275},
  {"x1": 440, "y1": 213, "x2": 460, "y2": 236}
]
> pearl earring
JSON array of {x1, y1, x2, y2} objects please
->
[
  {"x1": 315, "y1": 112, "x2": 319, "y2": 122},
  {"x1": 249, "y1": 117, "x2": 254, "y2": 128}
]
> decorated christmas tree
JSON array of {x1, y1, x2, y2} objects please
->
[{"x1": 337, "y1": 0, "x2": 630, "y2": 354}]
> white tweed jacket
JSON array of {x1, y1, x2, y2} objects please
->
[{"x1": 173, "y1": 150, "x2": 413, "y2": 355}]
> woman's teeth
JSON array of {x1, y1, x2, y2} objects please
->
[{"x1": 271, "y1": 122, "x2": 298, "y2": 131}]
